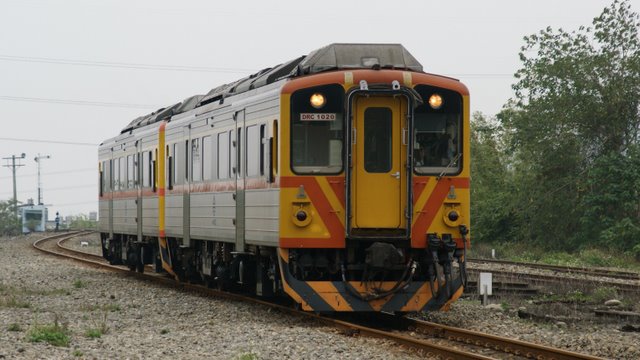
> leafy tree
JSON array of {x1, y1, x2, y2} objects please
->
[
  {"x1": 496, "y1": 0, "x2": 640, "y2": 251},
  {"x1": 0, "y1": 200, "x2": 20, "y2": 236},
  {"x1": 470, "y1": 112, "x2": 518, "y2": 243}
]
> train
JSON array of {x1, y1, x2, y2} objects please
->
[{"x1": 98, "y1": 43, "x2": 470, "y2": 313}]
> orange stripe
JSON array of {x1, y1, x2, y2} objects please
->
[
  {"x1": 306, "y1": 282, "x2": 353, "y2": 311},
  {"x1": 325, "y1": 176, "x2": 346, "y2": 208},
  {"x1": 412, "y1": 178, "x2": 430, "y2": 206},
  {"x1": 401, "y1": 282, "x2": 432, "y2": 312},
  {"x1": 411, "y1": 178, "x2": 469, "y2": 247},
  {"x1": 280, "y1": 176, "x2": 345, "y2": 248}
]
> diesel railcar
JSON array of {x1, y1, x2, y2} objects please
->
[{"x1": 98, "y1": 43, "x2": 470, "y2": 312}]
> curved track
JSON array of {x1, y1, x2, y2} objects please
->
[{"x1": 33, "y1": 233, "x2": 604, "y2": 360}]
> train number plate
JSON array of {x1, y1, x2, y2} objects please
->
[{"x1": 300, "y1": 113, "x2": 336, "y2": 121}]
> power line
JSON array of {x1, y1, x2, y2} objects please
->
[
  {"x1": 0, "y1": 96, "x2": 156, "y2": 109},
  {"x1": 0, "y1": 168, "x2": 95, "y2": 180},
  {"x1": 0, "y1": 54, "x2": 257, "y2": 74},
  {"x1": 0, "y1": 137, "x2": 97, "y2": 147},
  {"x1": 0, "y1": 183, "x2": 95, "y2": 196},
  {"x1": 0, "y1": 54, "x2": 515, "y2": 78}
]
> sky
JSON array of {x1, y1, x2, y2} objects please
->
[{"x1": 0, "y1": 0, "x2": 634, "y2": 219}]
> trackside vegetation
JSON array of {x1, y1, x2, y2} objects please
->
[{"x1": 472, "y1": 0, "x2": 640, "y2": 261}]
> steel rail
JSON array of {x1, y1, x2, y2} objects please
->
[
  {"x1": 468, "y1": 258, "x2": 640, "y2": 280},
  {"x1": 465, "y1": 267, "x2": 640, "y2": 294},
  {"x1": 397, "y1": 316, "x2": 604, "y2": 360},
  {"x1": 33, "y1": 235, "x2": 603, "y2": 360}
]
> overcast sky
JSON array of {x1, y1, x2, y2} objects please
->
[{"x1": 0, "y1": 0, "x2": 634, "y2": 219}]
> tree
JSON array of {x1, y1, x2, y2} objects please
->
[
  {"x1": 497, "y1": 0, "x2": 640, "y2": 251},
  {"x1": 0, "y1": 200, "x2": 20, "y2": 236},
  {"x1": 470, "y1": 112, "x2": 518, "y2": 243}
]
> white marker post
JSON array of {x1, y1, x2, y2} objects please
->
[{"x1": 479, "y1": 272, "x2": 493, "y2": 305}]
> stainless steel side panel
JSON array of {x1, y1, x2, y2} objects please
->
[
  {"x1": 244, "y1": 188, "x2": 279, "y2": 247},
  {"x1": 189, "y1": 191, "x2": 235, "y2": 243},
  {"x1": 112, "y1": 198, "x2": 137, "y2": 235},
  {"x1": 165, "y1": 193, "x2": 183, "y2": 238},
  {"x1": 141, "y1": 196, "x2": 158, "y2": 236}
]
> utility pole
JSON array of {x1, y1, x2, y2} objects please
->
[
  {"x1": 34, "y1": 153, "x2": 51, "y2": 205},
  {"x1": 2, "y1": 153, "x2": 26, "y2": 216}
]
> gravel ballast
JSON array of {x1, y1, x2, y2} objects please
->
[
  {"x1": 2, "y1": 233, "x2": 639, "y2": 359},
  {"x1": 0, "y1": 234, "x2": 421, "y2": 359}
]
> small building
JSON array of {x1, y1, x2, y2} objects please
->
[{"x1": 20, "y1": 203, "x2": 48, "y2": 233}]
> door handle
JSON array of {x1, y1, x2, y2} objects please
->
[{"x1": 391, "y1": 171, "x2": 400, "y2": 179}]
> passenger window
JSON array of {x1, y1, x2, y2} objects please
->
[
  {"x1": 119, "y1": 157, "x2": 126, "y2": 190},
  {"x1": 246, "y1": 125, "x2": 259, "y2": 177},
  {"x1": 218, "y1": 133, "x2": 229, "y2": 179},
  {"x1": 142, "y1": 151, "x2": 150, "y2": 187},
  {"x1": 237, "y1": 128, "x2": 242, "y2": 177},
  {"x1": 192, "y1": 138, "x2": 201, "y2": 182},
  {"x1": 260, "y1": 124, "x2": 266, "y2": 176},
  {"x1": 202, "y1": 136, "x2": 212, "y2": 181},
  {"x1": 230, "y1": 130, "x2": 236, "y2": 176},
  {"x1": 113, "y1": 157, "x2": 119, "y2": 191},
  {"x1": 127, "y1": 155, "x2": 134, "y2": 188},
  {"x1": 173, "y1": 143, "x2": 179, "y2": 185}
]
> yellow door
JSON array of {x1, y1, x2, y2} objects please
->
[{"x1": 353, "y1": 96, "x2": 406, "y2": 229}]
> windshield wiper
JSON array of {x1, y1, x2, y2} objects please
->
[{"x1": 437, "y1": 153, "x2": 462, "y2": 181}]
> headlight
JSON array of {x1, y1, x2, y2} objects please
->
[
  {"x1": 428, "y1": 94, "x2": 443, "y2": 109},
  {"x1": 310, "y1": 93, "x2": 326, "y2": 109}
]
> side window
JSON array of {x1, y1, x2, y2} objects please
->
[
  {"x1": 192, "y1": 138, "x2": 201, "y2": 182},
  {"x1": 119, "y1": 157, "x2": 126, "y2": 190},
  {"x1": 113, "y1": 157, "x2": 119, "y2": 191},
  {"x1": 260, "y1": 124, "x2": 266, "y2": 176},
  {"x1": 99, "y1": 161, "x2": 105, "y2": 196},
  {"x1": 127, "y1": 155, "x2": 134, "y2": 188},
  {"x1": 142, "y1": 151, "x2": 149, "y2": 187},
  {"x1": 218, "y1": 132, "x2": 229, "y2": 179},
  {"x1": 230, "y1": 129, "x2": 236, "y2": 177},
  {"x1": 236, "y1": 129, "x2": 241, "y2": 176},
  {"x1": 173, "y1": 143, "x2": 179, "y2": 185},
  {"x1": 202, "y1": 136, "x2": 212, "y2": 181},
  {"x1": 246, "y1": 125, "x2": 259, "y2": 177}
]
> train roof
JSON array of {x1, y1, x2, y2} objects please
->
[{"x1": 120, "y1": 43, "x2": 424, "y2": 134}]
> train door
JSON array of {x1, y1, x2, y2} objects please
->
[
  {"x1": 183, "y1": 126, "x2": 191, "y2": 246},
  {"x1": 108, "y1": 156, "x2": 114, "y2": 239},
  {"x1": 136, "y1": 140, "x2": 143, "y2": 242},
  {"x1": 234, "y1": 109, "x2": 246, "y2": 252},
  {"x1": 351, "y1": 96, "x2": 408, "y2": 230}
]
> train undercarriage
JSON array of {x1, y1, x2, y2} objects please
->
[{"x1": 101, "y1": 230, "x2": 468, "y2": 312}]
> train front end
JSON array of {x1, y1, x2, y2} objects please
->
[{"x1": 277, "y1": 44, "x2": 470, "y2": 312}]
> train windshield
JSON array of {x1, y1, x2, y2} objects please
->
[
  {"x1": 413, "y1": 85, "x2": 462, "y2": 175},
  {"x1": 290, "y1": 84, "x2": 345, "y2": 174}
]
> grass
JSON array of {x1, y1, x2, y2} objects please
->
[
  {"x1": 73, "y1": 350, "x2": 84, "y2": 357},
  {"x1": 8, "y1": 323, "x2": 23, "y2": 332},
  {"x1": 85, "y1": 328, "x2": 103, "y2": 339},
  {"x1": 28, "y1": 324, "x2": 70, "y2": 347},
  {"x1": 73, "y1": 280, "x2": 87, "y2": 289},
  {"x1": 235, "y1": 351, "x2": 259, "y2": 360},
  {"x1": 1, "y1": 296, "x2": 31, "y2": 309},
  {"x1": 471, "y1": 242, "x2": 640, "y2": 270},
  {"x1": 84, "y1": 305, "x2": 111, "y2": 338}
]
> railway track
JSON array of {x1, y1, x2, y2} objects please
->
[
  {"x1": 32, "y1": 232, "x2": 605, "y2": 360},
  {"x1": 468, "y1": 258, "x2": 640, "y2": 280},
  {"x1": 465, "y1": 266, "x2": 640, "y2": 295}
]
